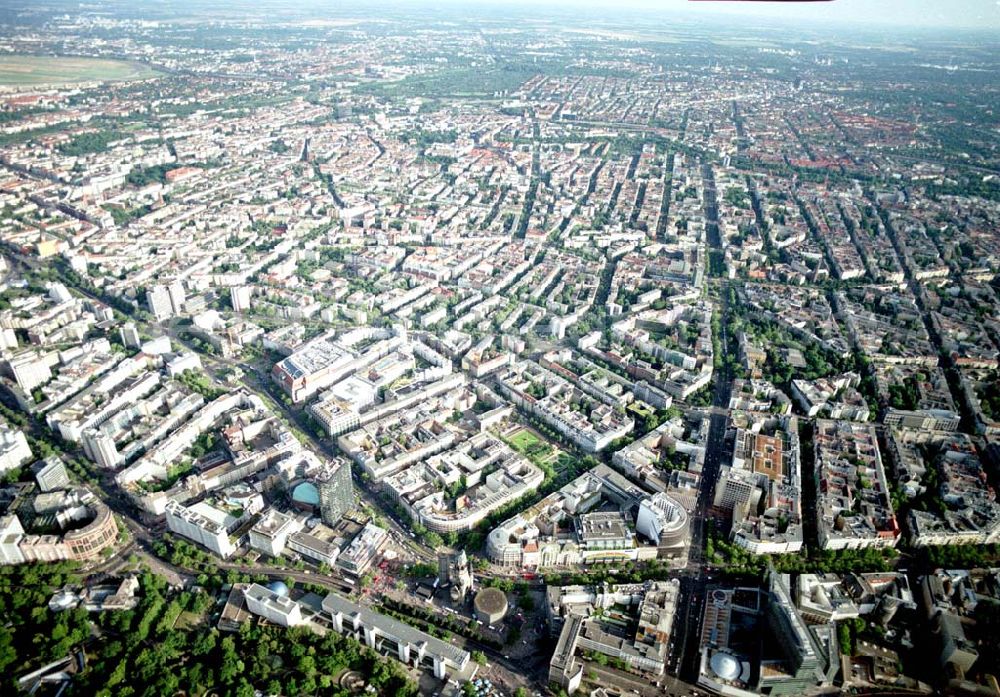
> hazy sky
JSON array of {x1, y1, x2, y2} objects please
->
[{"x1": 465, "y1": 0, "x2": 1000, "y2": 31}]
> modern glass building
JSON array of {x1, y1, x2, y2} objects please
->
[{"x1": 317, "y1": 459, "x2": 353, "y2": 526}]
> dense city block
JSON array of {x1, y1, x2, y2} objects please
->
[{"x1": 0, "y1": 2, "x2": 998, "y2": 697}]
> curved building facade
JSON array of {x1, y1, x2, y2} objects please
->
[
  {"x1": 63, "y1": 501, "x2": 118, "y2": 562},
  {"x1": 636, "y1": 492, "x2": 689, "y2": 553},
  {"x1": 3, "y1": 495, "x2": 119, "y2": 565}
]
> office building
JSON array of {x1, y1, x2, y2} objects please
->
[
  {"x1": 83, "y1": 430, "x2": 123, "y2": 469},
  {"x1": 164, "y1": 500, "x2": 237, "y2": 558},
  {"x1": 0, "y1": 495, "x2": 118, "y2": 565},
  {"x1": 32, "y1": 456, "x2": 70, "y2": 492},
  {"x1": 9, "y1": 352, "x2": 52, "y2": 394},
  {"x1": 0, "y1": 515, "x2": 25, "y2": 565},
  {"x1": 714, "y1": 471, "x2": 757, "y2": 513},
  {"x1": 317, "y1": 460, "x2": 353, "y2": 526},
  {"x1": 635, "y1": 492, "x2": 689, "y2": 554},
  {"x1": 248, "y1": 509, "x2": 300, "y2": 557},
  {"x1": 147, "y1": 285, "x2": 174, "y2": 321},
  {"x1": 0, "y1": 426, "x2": 32, "y2": 474},
  {"x1": 61, "y1": 502, "x2": 119, "y2": 563},
  {"x1": 167, "y1": 281, "x2": 186, "y2": 315},
  {"x1": 119, "y1": 322, "x2": 141, "y2": 349},
  {"x1": 337, "y1": 521, "x2": 388, "y2": 576},
  {"x1": 231, "y1": 285, "x2": 252, "y2": 312},
  {"x1": 884, "y1": 408, "x2": 960, "y2": 433},
  {"x1": 548, "y1": 580, "x2": 680, "y2": 692},
  {"x1": 762, "y1": 571, "x2": 837, "y2": 695},
  {"x1": 287, "y1": 527, "x2": 341, "y2": 567},
  {"x1": 271, "y1": 333, "x2": 361, "y2": 403}
]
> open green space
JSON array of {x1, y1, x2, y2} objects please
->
[
  {"x1": 358, "y1": 64, "x2": 537, "y2": 99},
  {"x1": 505, "y1": 426, "x2": 563, "y2": 467},
  {"x1": 0, "y1": 55, "x2": 159, "y2": 86},
  {"x1": 507, "y1": 427, "x2": 543, "y2": 452}
]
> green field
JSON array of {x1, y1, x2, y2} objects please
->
[
  {"x1": 359, "y1": 65, "x2": 537, "y2": 99},
  {"x1": 0, "y1": 55, "x2": 159, "y2": 86},
  {"x1": 507, "y1": 428, "x2": 544, "y2": 452},
  {"x1": 506, "y1": 427, "x2": 562, "y2": 466}
]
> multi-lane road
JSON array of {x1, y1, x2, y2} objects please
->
[
  {"x1": 5, "y1": 202, "x2": 740, "y2": 693},
  {"x1": 670, "y1": 162, "x2": 735, "y2": 685}
]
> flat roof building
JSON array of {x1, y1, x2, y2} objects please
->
[
  {"x1": 248, "y1": 509, "x2": 300, "y2": 557},
  {"x1": 164, "y1": 499, "x2": 236, "y2": 558},
  {"x1": 322, "y1": 591, "x2": 472, "y2": 680},
  {"x1": 548, "y1": 580, "x2": 680, "y2": 693},
  {"x1": 32, "y1": 456, "x2": 70, "y2": 493},
  {"x1": 244, "y1": 583, "x2": 303, "y2": 627},
  {"x1": 336, "y1": 521, "x2": 388, "y2": 576}
]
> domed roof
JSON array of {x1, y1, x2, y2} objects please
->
[
  {"x1": 710, "y1": 651, "x2": 741, "y2": 681},
  {"x1": 292, "y1": 481, "x2": 320, "y2": 506},
  {"x1": 267, "y1": 581, "x2": 290, "y2": 597}
]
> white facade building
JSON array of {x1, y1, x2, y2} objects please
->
[
  {"x1": 164, "y1": 500, "x2": 237, "y2": 558},
  {"x1": 0, "y1": 426, "x2": 32, "y2": 474},
  {"x1": 244, "y1": 583, "x2": 302, "y2": 626}
]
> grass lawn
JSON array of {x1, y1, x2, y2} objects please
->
[
  {"x1": 0, "y1": 55, "x2": 159, "y2": 86},
  {"x1": 506, "y1": 427, "x2": 565, "y2": 467},
  {"x1": 508, "y1": 428, "x2": 543, "y2": 452}
]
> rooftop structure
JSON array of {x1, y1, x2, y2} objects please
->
[
  {"x1": 322, "y1": 592, "x2": 472, "y2": 680},
  {"x1": 547, "y1": 580, "x2": 680, "y2": 691},
  {"x1": 487, "y1": 463, "x2": 683, "y2": 568},
  {"x1": 813, "y1": 420, "x2": 898, "y2": 551},
  {"x1": 717, "y1": 415, "x2": 804, "y2": 555},
  {"x1": 474, "y1": 587, "x2": 508, "y2": 625}
]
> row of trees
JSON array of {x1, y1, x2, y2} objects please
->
[
  {"x1": 976, "y1": 372, "x2": 1000, "y2": 421},
  {"x1": 919, "y1": 543, "x2": 1000, "y2": 570},
  {"x1": 705, "y1": 521, "x2": 897, "y2": 577},
  {"x1": 543, "y1": 558, "x2": 679, "y2": 587}
]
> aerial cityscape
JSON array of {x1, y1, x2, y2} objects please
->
[{"x1": 0, "y1": 1, "x2": 998, "y2": 696}]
